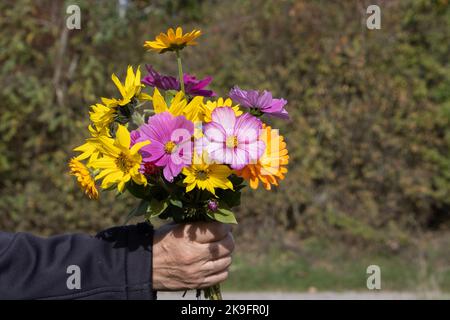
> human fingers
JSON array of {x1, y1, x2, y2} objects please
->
[
  {"x1": 201, "y1": 256, "x2": 232, "y2": 277},
  {"x1": 198, "y1": 270, "x2": 229, "y2": 289},
  {"x1": 183, "y1": 221, "x2": 231, "y2": 244},
  {"x1": 199, "y1": 232, "x2": 235, "y2": 260}
]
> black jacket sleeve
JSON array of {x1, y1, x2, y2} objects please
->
[{"x1": 0, "y1": 223, "x2": 156, "y2": 300}]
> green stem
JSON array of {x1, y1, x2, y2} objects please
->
[
  {"x1": 176, "y1": 50, "x2": 185, "y2": 94},
  {"x1": 195, "y1": 189, "x2": 201, "y2": 203},
  {"x1": 158, "y1": 176, "x2": 171, "y2": 193},
  {"x1": 204, "y1": 284, "x2": 222, "y2": 300}
]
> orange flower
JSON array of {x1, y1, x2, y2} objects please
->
[
  {"x1": 236, "y1": 125, "x2": 288, "y2": 190},
  {"x1": 69, "y1": 158, "x2": 99, "y2": 199}
]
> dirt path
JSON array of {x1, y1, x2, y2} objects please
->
[{"x1": 157, "y1": 291, "x2": 448, "y2": 300}]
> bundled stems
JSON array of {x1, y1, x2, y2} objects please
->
[
  {"x1": 176, "y1": 50, "x2": 185, "y2": 94},
  {"x1": 204, "y1": 284, "x2": 223, "y2": 300}
]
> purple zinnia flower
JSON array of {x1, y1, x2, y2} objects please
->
[
  {"x1": 132, "y1": 112, "x2": 194, "y2": 182},
  {"x1": 183, "y1": 74, "x2": 216, "y2": 97},
  {"x1": 141, "y1": 65, "x2": 179, "y2": 91},
  {"x1": 142, "y1": 65, "x2": 216, "y2": 97},
  {"x1": 203, "y1": 107, "x2": 265, "y2": 170},
  {"x1": 229, "y1": 86, "x2": 289, "y2": 120}
]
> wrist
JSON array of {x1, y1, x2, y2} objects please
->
[{"x1": 152, "y1": 229, "x2": 167, "y2": 291}]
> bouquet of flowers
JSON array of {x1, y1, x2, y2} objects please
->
[{"x1": 69, "y1": 27, "x2": 289, "y2": 300}]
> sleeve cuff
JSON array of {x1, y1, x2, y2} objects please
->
[{"x1": 124, "y1": 222, "x2": 157, "y2": 300}]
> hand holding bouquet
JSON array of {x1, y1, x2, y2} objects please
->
[{"x1": 69, "y1": 27, "x2": 289, "y2": 299}]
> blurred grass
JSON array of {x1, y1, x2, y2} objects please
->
[{"x1": 224, "y1": 232, "x2": 450, "y2": 292}]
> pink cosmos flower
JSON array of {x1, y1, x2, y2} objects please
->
[
  {"x1": 203, "y1": 107, "x2": 265, "y2": 169},
  {"x1": 132, "y1": 112, "x2": 194, "y2": 182}
]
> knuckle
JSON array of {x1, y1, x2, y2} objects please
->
[
  {"x1": 188, "y1": 242, "x2": 208, "y2": 263},
  {"x1": 183, "y1": 266, "x2": 201, "y2": 286},
  {"x1": 211, "y1": 222, "x2": 229, "y2": 237},
  {"x1": 182, "y1": 251, "x2": 198, "y2": 265},
  {"x1": 226, "y1": 234, "x2": 235, "y2": 252},
  {"x1": 208, "y1": 259, "x2": 219, "y2": 273},
  {"x1": 209, "y1": 244, "x2": 220, "y2": 258},
  {"x1": 224, "y1": 256, "x2": 232, "y2": 268},
  {"x1": 201, "y1": 260, "x2": 214, "y2": 275},
  {"x1": 220, "y1": 234, "x2": 235, "y2": 254},
  {"x1": 182, "y1": 265, "x2": 194, "y2": 277},
  {"x1": 220, "y1": 271, "x2": 229, "y2": 282},
  {"x1": 196, "y1": 276, "x2": 208, "y2": 289}
]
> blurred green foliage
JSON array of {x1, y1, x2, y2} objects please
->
[{"x1": 0, "y1": 0, "x2": 449, "y2": 248}]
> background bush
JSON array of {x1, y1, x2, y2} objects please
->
[{"x1": 0, "y1": 0, "x2": 449, "y2": 250}]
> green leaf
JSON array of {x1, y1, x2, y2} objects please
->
[
  {"x1": 147, "y1": 198, "x2": 169, "y2": 218},
  {"x1": 131, "y1": 112, "x2": 145, "y2": 126},
  {"x1": 127, "y1": 181, "x2": 152, "y2": 199},
  {"x1": 229, "y1": 174, "x2": 244, "y2": 186},
  {"x1": 207, "y1": 207, "x2": 238, "y2": 224},
  {"x1": 169, "y1": 198, "x2": 183, "y2": 208},
  {"x1": 216, "y1": 189, "x2": 242, "y2": 208},
  {"x1": 165, "y1": 90, "x2": 178, "y2": 105},
  {"x1": 148, "y1": 185, "x2": 169, "y2": 201},
  {"x1": 125, "y1": 199, "x2": 150, "y2": 223},
  {"x1": 170, "y1": 205, "x2": 186, "y2": 223}
]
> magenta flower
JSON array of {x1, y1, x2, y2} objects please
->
[
  {"x1": 142, "y1": 65, "x2": 216, "y2": 97},
  {"x1": 203, "y1": 107, "x2": 265, "y2": 170},
  {"x1": 183, "y1": 74, "x2": 216, "y2": 97},
  {"x1": 130, "y1": 130, "x2": 160, "y2": 176},
  {"x1": 229, "y1": 86, "x2": 289, "y2": 120},
  {"x1": 132, "y1": 112, "x2": 194, "y2": 182}
]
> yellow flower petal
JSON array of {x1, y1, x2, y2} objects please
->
[
  {"x1": 182, "y1": 157, "x2": 233, "y2": 195},
  {"x1": 131, "y1": 172, "x2": 147, "y2": 186},
  {"x1": 111, "y1": 73, "x2": 126, "y2": 98},
  {"x1": 115, "y1": 125, "x2": 131, "y2": 149},
  {"x1": 152, "y1": 88, "x2": 169, "y2": 113},
  {"x1": 144, "y1": 27, "x2": 202, "y2": 54},
  {"x1": 186, "y1": 182, "x2": 196, "y2": 192},
  {"x1": 130, "y1": 140, "x2": 150, "y2": 155}
]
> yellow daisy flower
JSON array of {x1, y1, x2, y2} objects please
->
[
  {"x1": 89, "y1": 97, "x2": 118, "y2": 131},
  {"x1": 69, "y1": 158, "x2": 99, "y2": 200},
  {"x1": 144, "y1": 27, "x2": 201, "y2": 54},
  {"x1": 152, "y1": 88, "x2": 204, "y2": 122},
  {"x1": 111, "y1": 66, "x2": 151, "y2": 106},
  {"x1": 182, "y1": 153, "x2": 234, "y2": 195},
  {"x1": 74, "y1": 124, "x2": 110, "y2": 165},
  {"x1": 203, "y1": 97, "x2": 242, "y2": 122},
  {"x1": 236, "y1": 125, "x2": 289, "y2": 190},
  {"x1": 90, "y1": 125, "x2": 150, "y2": 192},
  {"x1": 183, "y1": 96, "x2": 205, "y2": 123},
  {"x1": 152, "y1": 88, "x2": 186, "y2": 115}
]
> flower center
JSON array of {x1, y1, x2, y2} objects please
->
[
  {"x1": 115, "y1": 152, "x2": 134, "y2": 172},
  {"x1": 226, "y1": 135, "x2": 238, "y2": 148},
  {"x1": 249, "y1": 107, "x2": 263, "y2": 117},
  {"x1": 164, "y1": 141, "x2": 177, "y2": 154},
  {"x1": 143, "y1": 162, "x2": 159, "y2": 176},
  {"x1": 195, "y1": 169, "x2": 209, "y2": 181}
]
